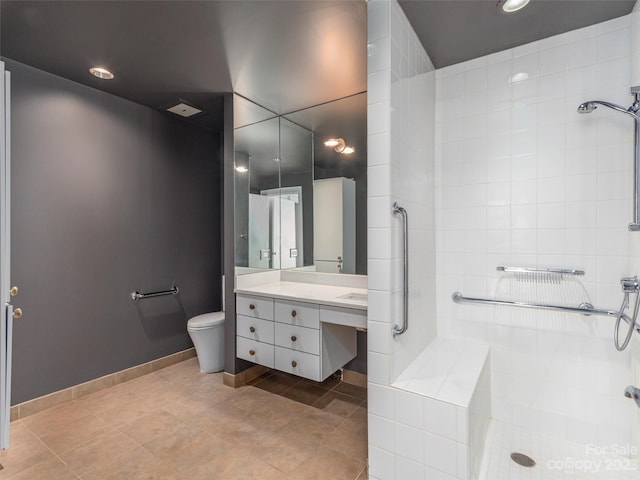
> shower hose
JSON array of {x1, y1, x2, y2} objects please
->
[{"x1": 615, "y1": 288, "x2": 640, "y2": 351}]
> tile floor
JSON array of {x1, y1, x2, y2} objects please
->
[
  {"x1": 480, "y1": 420, "x2": 639, "y2": 480},
  {"x1": 0, "y1": 358, "x2": 368, "y2": 479}
]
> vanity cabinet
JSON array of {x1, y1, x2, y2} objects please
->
[
  {"x1": 236, "y1": 294, "x2": 275, "y2": 368},
  {"x1": 236, "y1": 294, "x2": 358, "y2": 381}
]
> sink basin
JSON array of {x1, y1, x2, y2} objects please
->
[{"x1": 338, "y1": 292, "x2": 368, "y2": 301}]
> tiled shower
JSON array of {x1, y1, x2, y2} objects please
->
[{"x1": 367, "y1": 0, "x2": 640, "y2": 478}]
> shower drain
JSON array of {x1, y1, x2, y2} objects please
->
[{"x1": 511, "y1": 452, "x2": 536, "y2": 468}]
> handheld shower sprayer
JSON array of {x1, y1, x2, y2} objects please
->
[
  {"x1": 577, "y1": 87, "x2": 640, "y2": 233},
  {"x1": 577, "y1": 92, "x2": 640, "y2": 122}
]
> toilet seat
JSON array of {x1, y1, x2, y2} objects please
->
[{"x1": 187, "y1": 311, "x2": 225, "y2": 330}]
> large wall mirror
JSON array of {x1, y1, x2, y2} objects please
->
[{"x1": 234, "y1": 92, "x2": 367, "y2": 275}]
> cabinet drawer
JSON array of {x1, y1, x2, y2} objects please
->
[
  {"x1": 275, "y1": 346, "x2": 320, "y2": 382},
  {"x1": 319, "y1": 305, "x2": 367, "y2": 329},
  {"x1": 274, "y1": 323, "x2": 320, "y2": 355},
  {"x1": 237, "y1": 315, "x2": 274, "y2": 344},
  {"x1": 237, "y1": 295, "x2": 274, "y2": 320},
  {"x1": 237, "y1": 337, "x2": 274, "y2": 368},
  {"x1": 275, "y1": 300, "x2": 319, "y2": 329}
]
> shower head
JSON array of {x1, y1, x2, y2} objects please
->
[
  {"x1": 577, "y1": 102, "x2": 597, "y2": 114},
  {"x1": 576, "y1": 99, "x2": 640, "y2": 122}
]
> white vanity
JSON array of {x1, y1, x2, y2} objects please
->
[{"x1": 235, "y1": 271, "x2": 367, "y2": 382}]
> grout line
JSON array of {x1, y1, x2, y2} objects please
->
[{"x1": 19, "y1": 419, "x2": 80, "y2": 477}]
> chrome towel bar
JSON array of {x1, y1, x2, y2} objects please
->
[
  {"x1": 392, "y1": 202, "x2": 408, "y2": 338},
  {"x1": 131, "y1": 286, "x2": 179, "y2": 301},
  {"x1": 451, "y1": 291, "x2": 640, "y2": 335}
]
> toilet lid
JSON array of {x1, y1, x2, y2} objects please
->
[{"x1": 187, "y1": 311, "x2": 225, "y2": 329}]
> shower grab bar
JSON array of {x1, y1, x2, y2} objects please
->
[
  {"x1": 131, "y1": 286, "x2": 179, "y2": 301},
  {"x1": 451, "y1": 291, "x2": 640, "y2": 334},
  {"x1": 392, "y1": 202, "x2": 408, "y2": 338},
  {"x1": 497, "y1": 266, "x2": 584, "y2": 276}
]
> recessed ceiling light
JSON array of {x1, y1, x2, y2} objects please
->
[
  {"x1": 324, "y1": 138, "x2": 342, "y2": 148},
  {"x1": 89, "y1": 67, "x2": 114, "y2": 80},
  {"x1": 501, "y1": 0, "x2": 530, "y2": 13},
  {"x1": 235, "y1": 166, "x2": 248, "y2": 173},
  {"x1": 341, "y1": 146, "x2": 355, "y2": 155}
]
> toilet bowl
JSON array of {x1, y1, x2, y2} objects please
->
[{"x1": 187, "y1": 311, "x2": 225, "y2": 373}]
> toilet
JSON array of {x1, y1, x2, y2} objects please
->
[{"x1": 187, "y1": 281, "x2": 225, "y2": 373}]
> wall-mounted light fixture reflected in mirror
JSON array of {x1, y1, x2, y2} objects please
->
[{"x1": 324, "y1": 137, "x2": 355, "y2": 155}]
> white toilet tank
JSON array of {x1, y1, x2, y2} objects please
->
[{"x1": 187, "y1": 311, "x2": 225, "y2": 373}]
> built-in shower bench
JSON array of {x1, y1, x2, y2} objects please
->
[{"x1": 392, "y1": 337, "x2": 491, "y2": 480}]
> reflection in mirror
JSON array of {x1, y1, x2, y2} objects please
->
[
  {"x1": 280, "y1": 118, "x2": 314, "y2": 268},
  {"x1": 234, "y1": 96, "x2": 279, "y2": 271},
  {"x1": 234, "y1": 95, "x2": 314, "y2": 273},
  {"x1": 283, "y1": 92, "x2": 367, "y2": 274}
]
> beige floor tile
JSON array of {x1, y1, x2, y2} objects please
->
[
  {"x1": 0, "y1": 422, "x2": 56, "y2": 478},
  {"x1": 80, "y1": 445, "x2": 185, "y2": 480},
  {"x1": 312, "y1": 391, "x2": 363, "y2": 418},
  {"x1": 355, "y1": 465, "x2": 368, "y2": 480},
  {"x1": 279, "y1": 409, "x2": 344, "y2": 444},
  {"x1": 6, "y1": 358, "x2": 368, "y2": 479},
  {"x1": 322, "y1": 418, "x2": 368, "y2": 461},
  {"x1": 58, "y1": 430, "x2": 141, "y2": 478},
  {"x1": 225, "y1": 384, "x2": 271, "y2": 412},
  {"x1": 289, "y1": 444, "x2": 365, "y2": 480},
  {"x1": 144, "y1": 429, "x2": 232, "y2": 476},
  {"x1": 3, "y1": 457, "x2": 78, "y2": 480},
  {"x1": 117, "y1": 409, "x2": 182, "y2": 445},
  {"x1": 253, "y1": 429, "x2": 319, "y2": 474},
  {"x1": 21, "y1": 403, "x2": 113, "y2": 455},
  {"x1": 185, "y1": 450, "x2": 286, "y2": 480},
  {"x1": 349, "y1": 405, "x2": 367, "y2": 425},
  {"x1": 333, "y1": 382, "x2": 367, "y2": 401}
]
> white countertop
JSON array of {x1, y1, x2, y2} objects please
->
[{"x1": 235, "y1": 281, "x2": 368, "y2": 311}]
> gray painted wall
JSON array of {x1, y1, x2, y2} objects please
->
[{"x1": 6, "y1": 59, "x2": 222, "y2": 404}]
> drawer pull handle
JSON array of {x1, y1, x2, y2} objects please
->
[
  {"x1": 291, "y1": 335, "x2": 297, "y2": 342},
  {"x1": 291, "y1": 310, "x2": 297, "y2": 317},
  {"x1": 249, "y1": 304, "x2": 255, "y2": 310},
  {"x1": 291, "y1": 360, "x2": 297, "y2": 368},
  {"x1": 249, "y1": 349, "x2": 256, "y2": 356},
  {"x1": 249, "y1": 326, "x2": 256, "y2": 333}
]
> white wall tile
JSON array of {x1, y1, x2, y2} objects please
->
[
  {"x1": 370, "y1": 445, "x2": 395, "y2": 480},
  {"x1": 370, "y1": 413, "x2": 396, "y2": 451},
  {"x1": 395, "y1": 389, "x2": 424, "y2": 427},
  {"x1": 424, "y1": 432, "x2": 458, "y2": 476},
  {"x1": 396, "y1": 423, "x2": 424, "y2": 463},
  {"x1": 433, "y1": 8, "x2": 635, "y2": 444},
  {"x1": 395, "y1": 457, "x2": 424, "y2": 480}
]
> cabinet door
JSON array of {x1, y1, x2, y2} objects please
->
[
  {"x1": 275, "y1": 346, "x2": 320, "y2": 382},
  {"x1": 237, "y1": 315, "x2": 274, "y2": 344},
  {"x1": 274, "y1": 323, "x2": 320, "y2": 355},
  {"x1": 237, "y1": 337, "x2": 274, "y2": 368},
  {"x1": 274, "y1": 300, "x2": 319, "y2": 328},
  {"x1": 237, "y1": 295, "x2": 274, "y2": 320}
]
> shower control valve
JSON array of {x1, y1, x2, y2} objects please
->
[
  {"x1": 624, "y1": 385, "x2": 640, "y2": 408},
  {"x1": 620, "y1": 276, "x2": 639, "y2": 293}
]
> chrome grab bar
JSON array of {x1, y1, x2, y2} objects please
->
[
  {"x1": 451, "y1": 292, "x2": 640, "y2": 334},
  {"x1": 392, "y1": 202, "x2": 408, "y2": 338},
  {"x1": 131, "y1": 286, "x2": 179, "y2": 301}
]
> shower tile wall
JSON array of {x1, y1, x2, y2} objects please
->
[
  {"x1": 435, "y1": 15, "x2": 637, "y2": 447},
  {"x1": 632, "y1": 335, "x2": 640, "y2": 463},
  {"x1": 367, "y1": 0, "x2": 437, "y2": 478}
]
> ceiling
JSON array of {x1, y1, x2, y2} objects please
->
[
  {"x1": 399, "y1": 0, "x2": 636, "y2": 68},
  {"x1": 0, "y1": 1, "x2": 367, "y2": 131},
  {"x1": 1, "y1": 0, "x2": 636, "y2": 132}
]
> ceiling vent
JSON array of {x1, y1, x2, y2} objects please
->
[{"x1": 166, "y1": 102, "x2": 202, "y2": 117}]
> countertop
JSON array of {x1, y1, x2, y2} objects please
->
[{"x1": 235, "y1": 281, "x2": 368, "y2": 311}]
